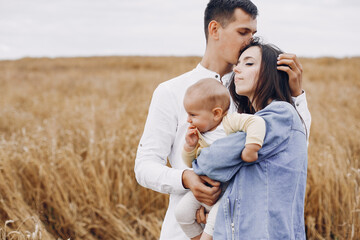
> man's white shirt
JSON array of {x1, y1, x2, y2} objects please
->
[{"x1": 134, "y1": 64, "x2": 311, "y2": 240}]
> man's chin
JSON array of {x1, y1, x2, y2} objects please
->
[
  {"x1": 233, "y1": 56, "x2": 240, "y2": 65},
  {"x1": 228, "y1": 59, "x2": 238, "y2": 66}
]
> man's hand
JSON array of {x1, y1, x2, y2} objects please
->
[
  {"x1": 182, "y1": 169, "x2": 221, "y2": 206},
  {"x1": 277, "y1": 53, "x2": 303, "y2": 97}
]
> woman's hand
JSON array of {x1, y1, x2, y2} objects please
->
[
  {"x1": 277, "y1": 53, "x2": 303, "y2": 97},
  {"x1": 182, "y1": 170, "x2": 221, "y2": 206},
  {"x1": 184, "y1": 126, "x2": 199, "y2": 152}
]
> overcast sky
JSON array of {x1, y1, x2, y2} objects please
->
[{"x1": 1, "y1": 0, "x2": 359, "y2": 60}]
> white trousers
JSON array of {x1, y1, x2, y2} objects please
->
[{"x1": 174, "y1": 191, "x2": 220, "y2": 238}]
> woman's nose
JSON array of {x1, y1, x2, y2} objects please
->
[{"x1": 233, "y1": 64, "x2": 241, "y2": 73}]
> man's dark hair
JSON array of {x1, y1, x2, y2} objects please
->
[{"x1": 204, "y1": 0, "x2": 258, "y2": 41}]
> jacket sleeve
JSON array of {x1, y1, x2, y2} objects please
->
[
  {"x1": 192, "y1": 102, "x2": 294, "y2": 182},
  {"x1": 134, "y1": 83, "x2": 186, "y2": 194}
]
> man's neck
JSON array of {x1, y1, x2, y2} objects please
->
[{"x1": 200, "y1": 50, "x2": 233, "y2": 78}]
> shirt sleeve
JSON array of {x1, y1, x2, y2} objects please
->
[
  {"x1": 134, "y1": 83, "x2": 186, "y2": 194},
  {"x1": 223, "y1": 113, "x2": 266, "y2": 147},
  {"x1": 292, "y1": 91, "x2": 311, "y2": 145}
]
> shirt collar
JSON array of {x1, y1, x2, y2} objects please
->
[{"x1": 195, "y1": 63, "x2": 233, "y2": 87}]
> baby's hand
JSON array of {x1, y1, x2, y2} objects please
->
[
  {"x1": 184, "y1": 126, "x2": 199, "y2": 152},
  {"x1": 241, "y1": 143, "x2": 261, "y2": 162}
]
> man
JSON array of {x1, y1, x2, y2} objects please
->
[{"x1": 134, "y1": 1, "x2": 311, "y2": 239}]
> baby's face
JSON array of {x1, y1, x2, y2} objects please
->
[{"x1": 184, "y1": 100, "x2": 218, "y2": 133}]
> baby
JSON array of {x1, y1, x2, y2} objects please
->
[{"x1": 175, "y1": 78, "x2": 266, "y2": 240}]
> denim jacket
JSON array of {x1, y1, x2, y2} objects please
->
[{"x1": 193, "y1": 101, "x2": 308, "y2": 240}]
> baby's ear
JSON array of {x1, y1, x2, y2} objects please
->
[{"x1": 212, "y1": 107, "x2": 223, "y2": 121}]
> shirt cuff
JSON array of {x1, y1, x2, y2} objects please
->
[
  {"x1": 172, "y1": 168, "x2": 188, "y2": 192},
  {"x1": 292, "y1": 90, "x2": 307, "y2": 107}
]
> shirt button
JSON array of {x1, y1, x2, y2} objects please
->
[
  {"x1": 215, "y1": 75, "x2": 219, "y2": 78},
  {"x1": 296, "y1": 103, "x2": 300, "y2": 107}
]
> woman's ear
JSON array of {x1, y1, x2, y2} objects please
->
[
  {"x1": 212, "y1": 107, "x2": 223, "y2": 121},
  {"x1": 208, "y1": 20, "x2": 220, "y2": 40}
]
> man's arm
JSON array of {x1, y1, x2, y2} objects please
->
[
  {"x1": 292, "y1": 92, "x2": 311, "y2": 143},
  {"x1": 277, "y1": 53, "x2": 312, "y2": 141},
  {"x1": 134, "y1": 83, "x2": 185, "y2": 194},
  {"x1": 134, "y1": 83, "x2": 221, "y2": 204}
]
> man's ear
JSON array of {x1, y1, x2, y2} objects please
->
[
  {"x1": 212, "y1": 107, "x2": 223, "y2": 121},
  {"x1": 208, "y1": 20, "x2": 220, "y2": 40}
]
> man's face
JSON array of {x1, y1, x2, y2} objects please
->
[{"x1": 217, "y1": 8, "x2": 257, "y2": 65}]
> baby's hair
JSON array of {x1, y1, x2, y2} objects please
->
[{"x1": 184, "y1": 78, "x2": 230, "y2": 112}]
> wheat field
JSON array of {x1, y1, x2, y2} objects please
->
[{"x1": 0, "y1": 56, "x2": 359, "y2": 239}]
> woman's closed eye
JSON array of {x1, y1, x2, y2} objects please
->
[{"x1": 245, "y1": 62, "x2": 254, "y2": 66}]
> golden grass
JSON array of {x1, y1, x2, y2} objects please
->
[{"x1": 0, "y1": 56, "x2": 358, "y2": 239}]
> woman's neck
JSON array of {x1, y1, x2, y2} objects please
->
[{"x1": 251, "y1": 98, "x2": 273, "y2": 112}]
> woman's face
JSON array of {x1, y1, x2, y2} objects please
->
[{"x1": 233, "y1": 46, "x2": 262, "y2": 100}]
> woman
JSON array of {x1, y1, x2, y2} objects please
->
[{"x1": 192, "y1": 38, "x2": 308, "y2": 239}]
